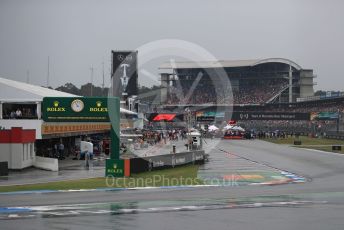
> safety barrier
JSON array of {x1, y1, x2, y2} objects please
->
[
  {"x1": 325, "y1": 131, "x2": 344, "y2": 140},
  {"x1": 129, "y1": 150, "x2": 206, "y2": 174},
  {"x1": 34, "y1": 156, "x2": 59, "y2": 171}
]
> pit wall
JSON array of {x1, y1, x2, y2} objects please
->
[{"x1": 128, "y1": 150, "x2": 205, "y2": 174}]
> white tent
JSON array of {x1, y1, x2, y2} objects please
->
[
  {"x1": 0, "y1": 77, "x2": 76, "y2": 102},
  {"x1": 208, "y1": 125, "x2": 219, "y2": 131},
  {"x1": 223, "y1": 124, "x2": 233, "y2": 131},
  {"x1": 231, "y1": 126, "x2": 245, "y2": 132},
  {"x1": 223, "y1": 124, "x2": 245, "y2": 132}
]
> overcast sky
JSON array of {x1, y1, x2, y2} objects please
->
[{"x1": 1, "y1": 0, "x2": 344, "y2": 90}]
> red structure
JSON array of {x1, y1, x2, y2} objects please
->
[
  {"x1": 0, "y1": 127, "x2": 36, "y2": 143},
  {"x1": 228, "y1": 120, "x2": 237, "y2": 125}
]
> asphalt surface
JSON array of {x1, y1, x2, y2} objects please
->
[
  {"x1": 1, "y1": 139, "x2": 344, "y2": 230},
  {"x1": 0, "y1": 157, "x2": 105, "y2": 186}
]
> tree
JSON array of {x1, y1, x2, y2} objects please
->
[
  {"x1": 55, "y1": 82, "x2": 157, "y2": 98},
  {"x1": 138, "y1": 84, "x2": 161, "y2": 103},
  {"x1": 55, "y1": 83, "x2": 80, "y2": 95},
  {"x1": 79, "y1": 83, "x2": 109, "y2": 97}
]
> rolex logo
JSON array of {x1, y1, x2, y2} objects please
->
[
  {"x1": 90, "y1": 101, "x2": 107, "y2": 112},
  {"x1": 47, "y1": 100, "x2": 65, "y2": 112}
]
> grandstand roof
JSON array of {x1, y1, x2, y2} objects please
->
[{"x1": 159, "y1": 58, "x2": 302, "y2": 71}]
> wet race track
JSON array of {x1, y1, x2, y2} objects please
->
[{"x1": 1, "y1": 139, "x2": 344, "y2": 230}]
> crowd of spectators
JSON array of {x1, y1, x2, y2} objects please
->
[
  {"x1": 166, "y1": 78, "x2": 288, "y2": 105},
  {"x1": 233, "y1": 79, "x2": 288, "y2": 104},
  {"x1": 167, "y1": 81, "x2": 221, "y2": 104},
  {"x1": 123, "y1": 128, "x2": 187, "y2": 152},
  {"x1": 3, "y1": 108, "x2": 36, "y2": 119}
]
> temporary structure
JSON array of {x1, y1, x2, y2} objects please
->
[{"x1": 208, "y1": 125, "x2": 219, "y2": 132}]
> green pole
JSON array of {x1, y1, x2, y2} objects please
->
[
  {"x1": 105, "y1": 97, "x2": 124, "y2": 177},
  {"x1": 108, "y1": 97, "x2": 120, "y2": 160}
]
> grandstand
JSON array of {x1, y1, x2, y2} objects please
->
[
  {"x1": 159, "y1": 58, "x2": 315, "y2": 105},
  {"x1": 154, "y1": 58, "x2": 344, "y2": 134}
]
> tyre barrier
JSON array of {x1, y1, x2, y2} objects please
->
[
  {"x1": 294, "y1": 140, "x2": 302, "y2": 145},
  {"x1": 332, "y1": 145, "x2": 342, "y2": 151}
]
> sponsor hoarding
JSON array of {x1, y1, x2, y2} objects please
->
[
  {"x1": 196, "y1": 116, "x2": 215, "y2": 122},
  {"x1": 41, "y1": 123, "x2": 111, "y2": 135},
  {"x1": 147, "y1": 113, "x2": 184, "y2": 122},
  {"x1": 42, "y1": 97, "x2": 119, "y2": 122},
  {"x1": 229, "y1": 112, "x2": 310, "y2": 121},
  {"x1": 105, "y1": 159, "x2": 125, "y2": 177},
  {"x1": 310, "y1": 112, "x2": 339, "y2": 120},
  {"x1": 111, "y1": 50, "x2": 138, "y2": 98}
]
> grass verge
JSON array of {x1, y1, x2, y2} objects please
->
[
  {"x1": 0, "y1": 164, "x2": 202, "y2": 193},
  {"x1": 263, "y1": 136, "x2": 344, "y2": 154}
]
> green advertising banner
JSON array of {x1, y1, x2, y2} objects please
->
[
  {"x1": 311, "y1": 112, "x2": 339, "y2": 120},
  {"x1": 105, "y1": 159, "x2": 124, "y2": 177},
  {"x1": 42, "y1": 97, "x2": 117, "y2": 122}
]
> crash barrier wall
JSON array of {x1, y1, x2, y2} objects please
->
[
  {"x1": 34, "y1": 156, "x2": 59, "y2": 171},
  {"x1": 325, "y1": 131, "x2": 344, "y2": 140},
  {"x1": 129, "y1": 150, "x2": 206, "y2": 174}
]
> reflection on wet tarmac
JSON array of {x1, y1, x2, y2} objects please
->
[{"x1": 0, "y1": 194, "x2": 331, "y2": 220}]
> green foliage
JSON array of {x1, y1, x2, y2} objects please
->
[
  {"x1": 264, "y1": 136, "x2": 344, "y2": 154},
  {"x1": 0, "y1": 165, "x2": 201, "y2": 193},
  {"x1": 55, "y1": 82, "x2": 159, "y2": 100}
]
